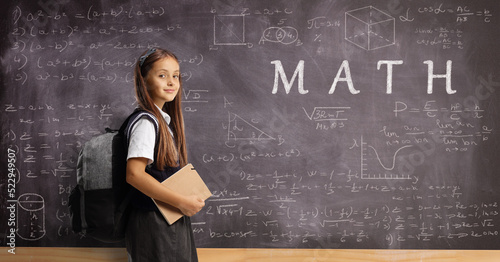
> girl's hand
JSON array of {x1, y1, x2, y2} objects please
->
[{"x1": 178, "y1": 195, "x2": 205, "y2": 217}]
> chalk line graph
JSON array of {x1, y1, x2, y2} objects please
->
[{"x1": 360, "y1": 136, "x2": 413, "y2": 180}]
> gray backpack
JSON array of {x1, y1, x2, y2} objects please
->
[{"x1": 68, "y1": 109, "x2": 158, "y2": 243}]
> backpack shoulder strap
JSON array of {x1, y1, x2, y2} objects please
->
[{"x1": 119, "y1": 109, "x2": 159, "y2": 144}]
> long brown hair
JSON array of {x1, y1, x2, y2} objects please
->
[{"x1": 134, "y1": 48, "x2": 187, "y2": 169}]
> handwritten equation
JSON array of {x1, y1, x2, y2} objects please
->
[{"x1": 192, "y1": 165, "x2": 498, "y2": 246}]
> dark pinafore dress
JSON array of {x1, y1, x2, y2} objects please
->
[{"x1": 125, "y1": 164, "x2": 198, "y2": 262}]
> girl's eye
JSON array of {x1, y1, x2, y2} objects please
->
[
  {"x1": 173, "y1": 75, "x2": 179, "y2": 79},
  {"x1": 159, "y1": 74, "x2": 165, "y2": 78}
]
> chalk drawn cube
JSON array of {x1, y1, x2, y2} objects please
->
[{"x1": 345, "y1": 6, "x2": 395, "y2": 50}]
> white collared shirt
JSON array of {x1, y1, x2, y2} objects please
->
[{"x1": 127, "y1": 106, "x2": 171, "y2": 165}]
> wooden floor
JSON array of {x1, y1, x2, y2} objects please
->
[{"x1": 1, "y1": 248, "x2": 500, "y2": 262}]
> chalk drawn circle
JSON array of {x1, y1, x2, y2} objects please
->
[{"x1": 18, "y1": 193, "x2": 44, "y2": 212}]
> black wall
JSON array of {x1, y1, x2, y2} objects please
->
[{"x1": 1, "y1": 0, "x2": 499, "y2": 249}]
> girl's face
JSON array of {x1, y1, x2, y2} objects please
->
[{"x1": 145, "y1": 57, "x2": 180, "y2": 108}]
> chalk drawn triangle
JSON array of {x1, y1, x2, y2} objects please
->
[{"x1": 227, "y1": 112, "x2": 274, "y2": 141}]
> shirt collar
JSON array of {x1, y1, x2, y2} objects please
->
[{"x1": 155, "y1": 104, "x2": 171, "y2": 125}]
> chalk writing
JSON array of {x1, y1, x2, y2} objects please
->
[{"x1": 1, "y1": 0, "x2": 499, "y2": 250}]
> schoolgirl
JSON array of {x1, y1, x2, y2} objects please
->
[{"x1": 125, "y1": 48, "x2": 205, "y2": 261}]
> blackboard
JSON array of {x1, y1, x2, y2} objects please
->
[{"x1": 1, "y1": 0, "x2": 499, "y2": 250}]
